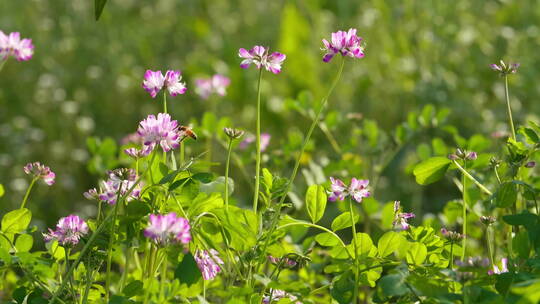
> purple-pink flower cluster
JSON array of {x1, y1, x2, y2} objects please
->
[
  {"x1": 137, "y1": 113, "x2": 182, "y2": 153},
  {"x1": 239, "y1": 46, "x2": 286, "y2": 74},
  {"x1": 195, "y1": 74, "x2": 231, "y2": 99},
  {"x1": 321, "y1": 28, "x2": 365, "y2": 63},
  {"x1": 23, "y1": 162, "x2": 55, "y2": 186},
  {"x1": 268, "y1": 255, "x2": 297, "y2": 268},
  {"x1": 239, "y1": 133, "x2": 271, "y2": 152},
  {"x1": 328, "y1": 177, "x2": 370, "y2": 203},
  {"x1": 490, "y1": 60, "x2": 519, "y2": 76},
  {"x1": 262, "y1": 289, "x2": 301, "y2": 304},
  {"x1": 194, "y1": 249, "x2": 224, "y2": 280},
  {"x1": 142, "y1": 70, "x2": 187, "y2": 98},
  {"x1": 392, "y1": 201, "x2": 415, "y2": 230},
  {"x1": 0, "y1": 31, "x2": 34, "y2": 61},
  {"x1": 488, "y1": 258, "x2": 509, "y2": 275},
  {"x1": 84, "y1": 168, "x2": 140, "y2": 205},
  {"x1": 43, "y1": 215, "x2": 89, "y2": 246},
  {"x1": 144, "y1": 213, "x2": 191, "y2": 246}
]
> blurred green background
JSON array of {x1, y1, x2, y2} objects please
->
[{"x1": 1, "y1": 0, "x2": 539, "y2": 230}]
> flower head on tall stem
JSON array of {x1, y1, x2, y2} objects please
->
[
  {"x1": 328, "y1": 177, "x2": 370, "y2": 203},
  {"x1": 194, "y1": 249, "x2": 224, "y2": 280},
  {"x1": 0, "y1": 31, "x2": 34, "y2": 61},
  {"x1": 144, "y1": 213, "x2": 191, "y2": 246},
  {"x1": 393, "y1": 201, "x2": 415, "y2": 230},
  {"x1": 223, "y1": 127, "x2": 245, "y2": 140},
  {"x1": 43, "y1": 215, "x2": 89, "y2": 246},
  {"x1": 124, "y1": 147, "x2": 152, "y2": 159},
  {"x1": 137, "y1": 113, "x2": 181, "y2": 152},
  {"x1": 490, "y1": 60, "x2": 520, "y2": 76},
  {"x1": 238, "y1": 46, "x2": 286, "y2": 74},
  {"x1": 24, "y1": 162, "x2": 55, "y2": 186},
  {"x1": 321, "y1": 28, "x2": 365, "y2": 63},
  {"x1": 142, "y1": 70, "x2": 187, "y2": 98},
  {"x1": 441, "y1": 228, "x2": 464, "y2": 243},
  {"x1": 195, "y1": 74, "x2": 231, "y2": 99}
]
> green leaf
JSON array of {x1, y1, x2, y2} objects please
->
[
  {"x1": 0, "y1": 184, "x2": 4, "y2": 198},
  {"x1": 331, "y1": 271, "x2": 354, "y2": 304},
  {"x1": 315, "y1": 232, "x2": 339, "y2": 247},
  {"x1": 351, "y1": 233, "x2": 374, "y2": 257},
  {"x1": 513, "y1": 231, "x2": 530, "y2": 259},
  {"x1": 175, "y1": 253, "x2": 202, "y2": 286},
  {"x1": 189, "y1": 193, "x2": 223, "y2": 216},
  {"x1": 495, "y1": 182, "x2": 517, "y2": 208},
  {"x1": 377, "y1": 231, "x2": 405, "y2": 258},
  {"x1": 413, "y1": 157, "x2": 451, "y2": 185},
  {"x1": 502, "y1": 213, "x2": 538, "y2": 229},
  {"x1": 305, "y1": 185, "x2": 327, "y2": 224},
  {"x1": 331, "y1": 212, "x2": 358, "y2": 231},
  {"x1": 519, "y1": 127, "x2": 539, "y2": 145},
  {"x1": 379, "y1": 267, "x2": 409, "y2": 297},
  {"x1": 95, "y1": 0, "x2": 108, "y2": 21},
  {"x1": 122, "y1": 280, "x2": 143, "y2": 298},
  {"x1": 15, "y1": 234, "x2": 33, "y2": 252},
  {"x1": 1, "y1": 208, "x2": 32, "y2": 234},
  {"x1": 0, "y1": 247, "x2": 11, "y2": 264},
  {"x1": 406, "y1": 242, "x2": 427, "y2": 265}
]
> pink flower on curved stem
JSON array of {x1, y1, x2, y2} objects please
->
[
  {"x1": 43, "y1": 215, "x2": 89, "y2": 246},
  {"x1": 142, "y1": 69, "x2": 187, "y2": 98},
  {"x1": 321, "y1": 28, "x2": 365, "y2": 63},
  {"x1": 328, "y1": 177, "x2": 370, "y2": 203},
  {"x1": 238, "y1": 46, "x2": 286, "y2": 74},
  {"x1": 24, "y1": 162, "x2": 55, "y2": 186},
  {"x1": 144, "y1": 213, "x2": 191, "y2": 246}
]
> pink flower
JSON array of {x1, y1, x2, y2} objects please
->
[
  {"x1": 490, "y1": 60, "x2": 519, "y2": 75},
  {"x1": 328, "y1": 177, "x2": 347, "y2": 202},
  {"x1": 321, "y1": 28, "x2": 365, "y2": 62},
  {"x1": 239, "y1": 133, "x2": 271, "y2": 152},
  {"x1": 194, "y1": 249, "x2": 225, "y2": 280},
  {"x1": 43, "y1": 215, "x2": 89, "y2": 246},
  {"x1": 124, "y1": 147, "x2": 151, "y2": 159},
  {"x1": 137, "y1": 113, "x2": 181, "y2": 152},
  {"x1": 262, "y1": 289, "x2": 301, "y2": 304},
  {"x1": 328, "y1": 177, "x2": 370, "y2": 203},
  {"x1": 0, "y1": 31, "x2": 34, "y2": 61},
  {"x1": 85, "y1": 168, "x2": 140, "y2": 204},
  {"x1": 238, "y1": 46, "x2": 286, "y2": 74},
  {"x1": 488, "y1": 258, "x2": 509, "y2": 275},
  {"x1": 393, "y1": 201, "x2": 415, "y2": 230},
  {"x1": 195, "y1": 74, "x2": 231, "y2": 99},
  {"x1": 23, "y1": 162, "x2": 55, "y2": 186},
  {"x1": 144, "y1": 213, "x2": 191, "y2": 246},
  {"x1": 164, "y1": 70, "x2": 187, "y2": 96},
  {"x1": 142, "y1": 70, "x2": 186, "y2": 98}
]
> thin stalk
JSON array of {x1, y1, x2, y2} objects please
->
[
  {"x1": 486, "y1": 226, "x2": 494, "y2": 268},
  {"x1": 252, "y1": 68, "x2": 264, "y2": 213},
  {"x1": 224, "y1": 139, "x2": 233, "y2": 211},
  {"x1": 461, "y1": 161, "x2": 467, "y2": 260},
  {"x1": 65, "y1": 248, "x2": 76, "y2": 301},
  {"x1": 349, "y1": 198, "x2": 360, "y2": 304},
  {"x1": 105, "y1": 196, "x2": 121, "y2": 302},
  {"x1": 256, "y1": 57, "x2": 346, "y2": 270},
  {"x1": 81, "y1": 268, "x2": 93, "y2": 304},
  {"x1": 20, "y1": 177, "x2": 38, "y2": 209},
  {"x1": 504, "y1": 75, "x2": 516, "y2": 141},
  {"x1": 120, "y1": 247, "x2": 131, "y2": 291},
  {"x1": 180, "y1": 142, "x2": 185, "y2": 165},
  {"x1": 160, "y1": 251, "x2": 167, "y2": 300},
  {"x1": 163, "y1": 90, "x2": 168, "y2": 114},
  {"x1": 451, "y1": 160, "x2": 492, "y2": 196},
  {"x1": 449, "y1": 242, "x2": 454, "y2": 269},
  {"x1": 97, "y1": 201, "x2": 102, "y2": 222},
  {"x1": 0, "y1": 59, "x2": 7, "y2": 73}
]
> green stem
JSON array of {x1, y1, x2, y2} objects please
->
[
  {"x1": 462, "y1": 161, "x2": 467, "y2": 260},
  {"x1": 451, "y1": 160, "x2": 492, "y2": 195},
  {"x1": 449, "y1": 242, "x2": 454, "y2": 269},
  {"x1": 0, "y1": 59, "x2": 7, "y2": 73},
  {"x1": 65, "y1": 248, "x2": 76, "y2": 301},
  {"x1": 252, "y1": 68, "x2": 264, "y2": 213},
  {"x1": 160, "y1": 251, "x2": 167, "y2": 300},
  {"x1": 256, "y1": 57, "x2": 346, "y2": 270},
  {"x1": 224, "y1": 139, "x2": 233, "y2": 211},
  {"x1": 180, "y1": 142, "x2": 185, "y2": 165},
  {"x1": 504, "y1": 75, "x2": 516, "y2": 141},
  {"x1": 486, "y1": 226, "x2": 494, "y2": 268},
  {"x1": 20, "y1": 177, "x2": 38, "y2": 209},
  {"x1": 105, "y1": 197, "x2": 120, "y2": 302},
  {"x1": 163, "y1": 90, "x2": 168, "y2": 114},
  {"x1": 349, "y1": 198, "x2": 360, "y2": 304},
  {"x1": 120, "y1": 247, "x2": 131, "y2": 292}
]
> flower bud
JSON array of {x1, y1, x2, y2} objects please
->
[
  {"x1": 465, "y1": 151, "x2": 477, "y2": 161},
  {"x1": 480, "y1": 215, "x2": 496, "y2": 226},
  {"x1": 525, "y1": 161, "x2": 536, "y2": 168},
  {"x1": 224, "y1": 127, "x2": 245, "y2": 140}
]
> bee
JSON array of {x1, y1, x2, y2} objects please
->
[{"x1": 179, "y1": 125, "x2": 197, "y2": 140}]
